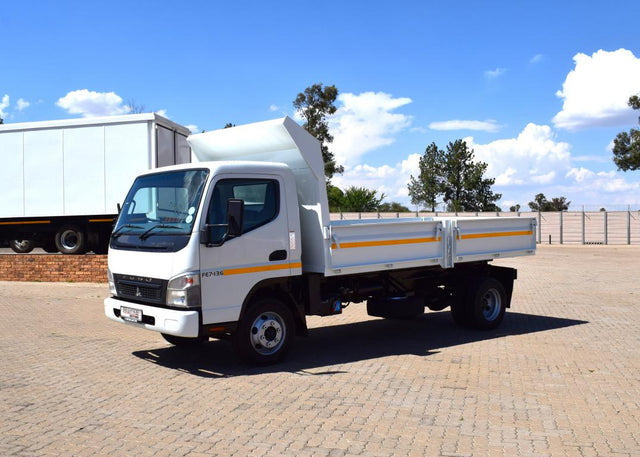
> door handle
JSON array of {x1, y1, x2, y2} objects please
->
[{"x1": 269, "y1": 250, "x2": 287, "y2": 261}]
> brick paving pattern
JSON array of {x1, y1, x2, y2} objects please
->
[{"x1": 1, "y1": 245, "x2": 639, "y2": 456}]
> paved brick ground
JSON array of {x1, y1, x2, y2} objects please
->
[{"x1": 1, "y1": 245, "x2": 639, "y2": 456}]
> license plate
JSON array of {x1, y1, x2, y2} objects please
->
[{"x1": 121, "y1": 306, "x2": 142, "y2": 323}]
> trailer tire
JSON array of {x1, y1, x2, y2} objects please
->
[
  {"x1": 55, "y1": 225, "x2": 86, "y2": 255},
  {"x1": 9, "y1": 239, "x2": 35, "y2": 254},
  {"x1": 233, "y1": 299, "x2": 294, "y2": 365},
  {"x1": 161, "y1": 333, "x2": 208, "y2": 347},
  {"x1": 451, "y1": 278, "x2": 506, "y2": 330}
]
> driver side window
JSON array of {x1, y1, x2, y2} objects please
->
[{"x1": 207, "y1": 178, "x2": 279, "y2": 243}]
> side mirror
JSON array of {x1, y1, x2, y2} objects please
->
[
  {"x1": 201, "y1": 198, "x2": 244, "y2": 247},
  {"x1": 226, "y1": 198, "x2": 244, "y2": 238}
]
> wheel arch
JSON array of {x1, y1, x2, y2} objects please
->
[{"x1": 238, "y1": 277, "x2": 308, "y2": 337}]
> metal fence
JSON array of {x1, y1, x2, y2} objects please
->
[{"x1": 330, "y1": 210, "x2": 640, "y2": 245}]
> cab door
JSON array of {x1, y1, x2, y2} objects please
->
[{"x1": 198, "y1": 174, "x2": 292, "y2": 325}]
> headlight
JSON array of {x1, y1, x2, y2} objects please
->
[
  {"x1": 107, "y1": 268, "x2": 117, "y2": 296},
  {"x1": 167, "y1": 271, "x2": 201, "y2": 308}
]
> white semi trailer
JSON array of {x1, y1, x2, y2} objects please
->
[
  {"x1": 104, "y1": 117, "x2": 536, "y2": 364},
  {"x1": 0, "y1": 114, "x2": 191, "y2": 254}
]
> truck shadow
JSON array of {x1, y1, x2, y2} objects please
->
[{"x1": 132, "y1": 311, "x2": 587, "y2": 378}]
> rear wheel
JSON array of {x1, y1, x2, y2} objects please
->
[
  {"x1": 451, "y1": 277, "x2": 506, "y2": 330},
  {"x1": 55, "y1": 225, "x2": 86, "y2": 255},
  {"x1": 233, "y1": 298, "x2": 294, "y2": 365},
  {"x1": 9, "y1": 239, "x2": 35, "y2": 254}
]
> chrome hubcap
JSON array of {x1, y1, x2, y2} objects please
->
[{"x1": 250, "y1": 312, "x2": 285, "y2": 355}]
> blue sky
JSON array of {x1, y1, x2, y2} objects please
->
[{"x1": 2, "y1": 0, "x2": 640, "y2": 210}]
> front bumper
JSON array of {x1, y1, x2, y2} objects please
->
[{"x1": 104, "y1": 297, "x2": 200, "y2": 337}]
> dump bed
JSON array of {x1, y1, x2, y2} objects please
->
[{"x1": 324, "y1": 216, "x2": 536, "y2": 276}]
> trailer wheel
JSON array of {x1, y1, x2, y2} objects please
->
[
  {"x1": 233, "y1": 299, "x2": 294, "y2": 365},
  {"x1": 452, "y1": 278, "x2": 506, "y2": 330},
  {"x1": 161, "y1": 333, "x2": 208, "y2": 347},
  {"x1": 55, "y1": 225, "x2": 86, "y2": 255},
  {"x1": 9, "y1": 239, "x2": 35, "y2": 254}
]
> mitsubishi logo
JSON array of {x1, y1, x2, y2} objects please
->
[{"x1": 135, "y1": 287, "x2": 142, "y2": 297}]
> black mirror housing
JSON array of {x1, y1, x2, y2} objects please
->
[{"x1": 226, "y1": 199, "x2": 244, "y2": 238}]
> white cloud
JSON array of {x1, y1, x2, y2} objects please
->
[
  {"x1": 465, "y1": 123, "x2": 571, "y2": 187},
  {"x1": 429, "y1": 119, "x2": 503, "y2": 133},
  {"x1": 16, "y1": 98, "x2": 30, "y2": 111},
  {"x1": 269, "y1": 104, "x2": 279, "y2": 112},
  {"x1": 485, "y1": 67, "x2": 507, "y2": 79},
  {"x1": 530, "y1": 54, "x2": 544, "y2": 64},
  {"x1": 185, "y1": 124, "x2": 199, "y2": 133},
  {"x1": 0, "y1": 94, "x2": 9, "y2": 119},
  {"x1": 329, "y1": 91, "x2": 412, "y2": 167},
  {"x1": 154, "y1": 109, "x2": 168, "y2": 118},
  {"x1": 56, "y1": 89, "x2": 130, "y2": 117},
  {"x1": 553, "y1": 49, "x2": 640, "y2": 130},
  {"x1": 332, "y1": 153, "x2": 421, "y2": 205}
]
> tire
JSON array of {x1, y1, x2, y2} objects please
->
[
  {"x1": 55, "y1": 225, "x2": 86, "y2": 255},
  {"x1": 9, "y1": 239, "x2": 35, "y2": 254},
  {"x1": 161, "y1": 333, "x2": 208, "y2": 347},
  {"x1": 451, "y1": 277, "x2": 506, "y2": 330},
  {"x1": 471, "y1": 278, "x2": 506, "y2": 330},
  {"x1": 233, "y1": 298, "x2": 294, "y2": 365}
]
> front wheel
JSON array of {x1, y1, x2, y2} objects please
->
[
  {"x1": 233, "y1": 299, "x2": 294, "y2": 365},
  {"x1": 9, "y1": 239, "x2": 35, "y2": 254}
]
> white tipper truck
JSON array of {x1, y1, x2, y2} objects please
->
[
  {"x1": 0, "y1": 113, "x2": 191, "y2": 254},
  {"x1": 104, "y1": 116, "x2": 536, "y2": 364}
]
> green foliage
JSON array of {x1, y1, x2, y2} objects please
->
[
  {"x1": 528, "y1": 193, "x2": 570, "y2": 211},
  {"x1": 342, "y1": 186, "x2": 385, "y2": 212},
  {"x1": 327, "y1": 185, "x2": 345, "y2": 212},
  {"x1": 378, "y1": 202, "x2": 410, "y2": 212},
  {"x1": 293, "y1": 83, "x2": 343, "y2": 180},
  {"x1": 509, "y1": 204, "x2": 521, "y2": 212},
  {"x1": 408, "y1": 139, "x2": 501, "y2": 211},
  {"x1": 613, "y1": 94, "x2": 640, "y2": 171},
  {"x1": 328, "y1": 185, "x2": 386, "y2": 212},
  {"x1": 223, "y1": 123, "x2": 236, "y2": 129},
  {"x1": 408, "y1": 143, "x2": 442, "y2": 211}
]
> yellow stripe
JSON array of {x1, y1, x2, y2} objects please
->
[
  {"x1": 0, "y1": 220, "x2": 50, "y2": 226},
  {"x1": 460, "y1": 230, "x2": 533, "y2": 240},
  {"x1": 89, "y1": 218, "x2": 115, "y2": 223},
  {"x1": 223, "y1": 262, "x2": 302, "y2": 276},
  {"x1": 331, "y1": 236, "x2": 440, "y2": 250}
]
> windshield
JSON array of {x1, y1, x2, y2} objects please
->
[{"x1": 111, "y1": 169, "x2": 209, "y2": 251}]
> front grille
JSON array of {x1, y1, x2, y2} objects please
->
[{"x1": 114, "y1": 274, "x2": 167, "y2": 305}]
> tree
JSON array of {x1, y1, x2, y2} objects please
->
[
  {"x1": 408, "y1": 143, "x2": 443, "y2": 211},
  {"x1": 407, "y1": 139, "x2": 501, "y2": 212},
  {"x1": 327, "y1": 185, "x2": 344, "y2": 212},
  {"x1": 341, "y1": 186, "x2": 385, "y2": 212},
  {"x1": 440, "y1": 140, "x2": 501, "y2": 211},
  {"x1": 379, "y1": 202, "x2": 410, "y2": 212},
  {"x1": 528, "y1": 193, "x2": 570, "y2": 211},
  {"x1": 125, "y1": 99, "x2": 146, "y2": 114},
  {"x1": 509, "y1": 204, "x2": 521, "y2": 212},
  {"x1": 223, "y1": 123, "x2": 236, "y2": 129},
  {"x1": 612, "y1": 94, "x2": 640, "y2": 171},
  {"x1": 293, "y1": 83, "x2": 343, "y2": 180}
]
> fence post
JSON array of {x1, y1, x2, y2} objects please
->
[
  {"x1": 628, "y1": 205, "x2": 631, "y2": 245},
  {"x1": 604, "y1": 211, "x2": 608, "y2": 245},
  {"x1": 559, "y1": 211, "x2": 564, "y2": 245},
  {"x1": 537, "y1": 210, "x2": 542, "y2": 244},
  {"x1": 581, "y1": 206, "x2": 585, "y2": 245}
]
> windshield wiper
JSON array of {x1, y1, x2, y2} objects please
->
[
  {"x1": 139, "y1": 224, "x2": 181, "y2": 241},
  {"x1": 112, "y1": 224, "x2": 144, "y2": 239}
]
